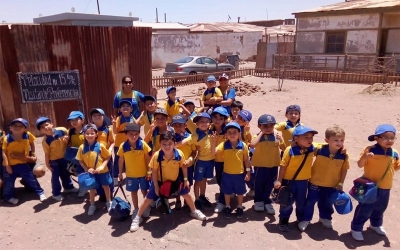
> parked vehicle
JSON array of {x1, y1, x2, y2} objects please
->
[{"x1": 163, "y1": 56, "x2": 235, "y2": 77}]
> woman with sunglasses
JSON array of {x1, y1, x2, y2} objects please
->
[
  {"x1": 113, "y1": 75, "x2": 146, "y2": 119},
  {"x1": 215, "y1": 73, "x2": 236, "y2": 115}
]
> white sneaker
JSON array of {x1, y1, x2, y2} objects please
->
[
  {"x1": 265, "y1": 204, "x2": 276, "y2": 215},
  {"x1": 351, "y1": 230, "x2": 364, "y2": 241},
  {"x1": 214, "y1": 203, "x2": 225, "y2": 213},
  {"x1": 78, "y1": 190, "x2": 87, "y2": 197},
  {"x1": 39, "y1": 194, "x2": 47, "y2": 202},
  {"x1": 88, "y1": 204, "x2": 96, "y2": 215},
  {"x1": 7, "y1": 198, "x2": 19, "y2": 205},
  {"x1": 246, "y1": 189, "x2": 255, "y2": 197},
  {"x1": 63, "y1": 187, "x2": 79, "y2": 193},
  {"x1": 113, "y1": 178, "x2": 119, "y2": 186},
  {"x1": 369, "y1": 225, "x2": 386, "y2": 236},
  {"x1": 52, "y1": 195, "x2": 64, "y2": 201},
  {"x1": 319, "y1": 218, "x2": 333, "y2": 229},
  {"x1": 190, "y1": 209, "x2": 206, "y2": 221},
  {"x1": 131, "y1": 208, "x2": 139, "y2": 219},
  {"x1": 298, "y1": 221, "x2": 310, "y2": 232},
  {"x1": 254, "y1": 202, "x2": 264, "y2": 212},
  {"x1": 142, "y1": 206, "x2": 151, "y2": 218},
  {"x1": 130, "y1": 216, "x2": 143, "y2": 232},
  {"x1": 106, "y1": 201, "x2": 112, "y2": 212}
]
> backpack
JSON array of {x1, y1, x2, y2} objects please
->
[{"x1": 109, "y1": 183, "x2": 131, "y2": 220}]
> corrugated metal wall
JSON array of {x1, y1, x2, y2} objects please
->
[{"x1": 0, "y1": 25, "x2": 152, "y2": 135}]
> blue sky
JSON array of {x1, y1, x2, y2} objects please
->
[{"x1": 0, "y1": 0, "x2": 340, "y2": 24}]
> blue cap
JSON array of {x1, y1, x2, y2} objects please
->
[
  {"x1": 119, "y1": 100, "x2": 132, "y2": 107},
  {"x1": 67, "y1": 111, "x2": 85, "y2": 121},
  {"x1": 330, "y1": 191, "x2": 353, "y2": 215},
  {"x1": 238, "y1": 110, "x2": 252, "y2": 122},
  {"x1": 258, "y1": 114, "x2": 276, "y2": 125},
  {"x1": 368, "y1": 124, "x2": 396, "y2": 141},
  {"x1": 144, "y1": 95, "x2": 156, "y2": 102},
  {"x1": 286, "y1": 105, "x2": 301, "y2": 114},
  {"x1": 212, "y1": 107, "x2": 229, "y2": 118},
  {"x1": 36, "y1": 117, "x2": 51, "y2": 130},
  {"x1": 219, "y1": 73, "x2": 229, "y2": 80},
  {"x1": 166, "y1": 86, "x2": 176, "y2": 94},
  {"x1": 89, "y1": 108, "x2": 105, "y2": 116},
  {"x1": 171, "y1": 114, "x2": 186, "y2": 125},
  {"x1": 82, "y1": 123, "x2": 98, "y2": 133},
  {"x1": 193, "y1": 112, "x2": 211, "y2": 123},
  {"x1": 292, "y1": 125, "x2": 318, "y2": 137},
  {"x1": 224, "y1": 121, "x2": 241, "y2": 133},
  {"x1": 206, "y1": 75, "x2": 217, "y2": 82},
  {"x1": 11, "y1": 118, "x2": 28, "y2": 128},
  {"x1": 183, "y1": 100, "x2": 195, "y2": 106}
]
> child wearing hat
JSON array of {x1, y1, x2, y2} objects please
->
[
  {"x1": 274, "y1": 125, "x2": 318, "y2": 232},
  {"x1": 275, "y1": 105, "x2": 303, "y2": 150},
  {"x1": 164, "y1": 86, "x2": 184, "y2": 123},
  {"x1": 36, "y1": 117, "x2": 78, "y2": 201},
  {"x1": 137, "y1": 95, "x2": 158, "y2": 135},
  {"x1": 215, "y1": 73, "x2": 236, "y2": 115},
  {"x1": 350, "y1": 124, "x2": 399, "y2": 241},
  {"x1": 2, "y1": 118, "x2": 46, "y2": 204},
  {"x1": 200, "y1": 75, "x2": 223, "y2": 113},
  {"x1": 212, "y1": 121, "x2": 251, "y2": 219},
  {"x1": 250, "y1": 114, "x2": 285, "y2": 215},
  {"x1": 299, "y1": 125, "x2": 350, "y2": 232},
  {"x1": 117, "y1": 123, "x2": 152, "y2": 218},
  {"x1": 76, "y1": 124, "x2": 112, "y2": 215},
  {"x1": 144, "y1": 108, "x2": 173, "y2": 153}
]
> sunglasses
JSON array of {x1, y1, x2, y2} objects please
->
[{"x1": 123, "y1": 81, "x2": 133, "y2": 84}]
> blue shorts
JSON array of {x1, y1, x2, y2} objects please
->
[
  {"x1": 95, "y1": 172, "x2": 113, "y2": 186},
  {"x1": 126, "y1": 177, "x2": 149, "y2": 192},
  {"x1": 221, "y1": 173, "x2": 246, "y2": 195},
  {"x1": 146, "y1": 182, "x2": 189, "y2": 200},
  {"x1": 178, "y1": 165, "x2": 194, "y2": 186},
  {"x1": 193, "y1": 160, "x2": 215, "y2": 181}
]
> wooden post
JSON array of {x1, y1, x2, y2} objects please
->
[
  {"x1": 336, "y1": 56, "x2": 339, "y2": 71},
  {"x1": 344, "y1": 54, "x2": 348, "y2": 71}
]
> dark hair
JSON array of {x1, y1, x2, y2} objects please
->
[
  {"x1": 160, "y1": 131, "x2": 175, "y2": 142},
  {"x1": 121, "y1": 75, "x2": 133, "y2": 84},
  {"x1": 212, "y1": 112, "x2": 228, "y2": 120},
  {"x1": 231, "y1": 100, "x2": 243, "y2": 110}
]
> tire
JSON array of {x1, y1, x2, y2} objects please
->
[{"x1": 189, "y1": 71, "x2": 197, "y2": 75}]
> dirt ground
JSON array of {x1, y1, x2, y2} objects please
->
[{"x1": 1, "y1": 76, "x2": 400, "y2": 250}]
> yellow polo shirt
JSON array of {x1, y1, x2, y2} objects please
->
[
  {"x1": 201, "y1": 87, "x2": 223, "y2": 102},
  {"x1": 281, "y1": 144, "x2": 316, "y2": 180},
  {"x1": 164, "y1": 99, "x2": 181, "y2": 123},
  {"x1": 252, "y1": 133, "x2": 282, "y2": 167},
  {"x1": 68, "y1": 127, "x2": 85, "y2": 148},
  {"x1": 185, "y1": 128, "x2": 214, "y2": 161},
  {"x1": 96, "y1": 125, "x2": 114, "y2": 148},
  {"x1": 139, "y1": 112, "x2": 154, "y2": 136},
  {"x1": 76, "y1": 142, "x2": 111, "y2": 174},
  {"x1": 114, "y1": 115, "x2": 135, "y2": 147},
  {"x1": 149, "y1": 149, "x2": 185, "y2": 182},
  {"x1": 216, "y1": 140, "x2": 249, "y2": 174},
  {"x1": 2, "y1": 133, "x2": 30, "y2": 166},
  {"x1": 42, "y1": 127, "x2": 68, "y2": 161},
  {"x1": 117, "y1": 139, "x2": 151, "y2": 178},
  {"x1": 275, "y1": 121, "x2": 303, "y2": 149}
]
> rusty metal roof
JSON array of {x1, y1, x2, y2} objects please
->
[
  {"x1": 266, "y1": 25, "x2": 296, "y2": 35},
  {"x1": 294, "y1": 0, "x2": 400, "y2": 15},
  {"x1": 133, "y1": 22, "x2": 190, "y2": 30},
  {"x1": 189, "y1": 22, "x2": 265, "y2": 33}
]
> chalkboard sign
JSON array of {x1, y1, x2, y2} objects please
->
[{"x1": 17, "y1": 70, "x2": 82, "y2": 103}]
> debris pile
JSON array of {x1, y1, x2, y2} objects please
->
[
  {"x1": 191, "y1": 81, "x2": 266, "y2": 97},
  {"x1": 360, "y1": 83, "x2": 397, "y2": 96}
]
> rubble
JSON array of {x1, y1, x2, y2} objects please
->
[
  {"x1": 191, "y1": 81, "x2": 266, "y2": 97},
  {"x1": 360, "y1": 83, "x2": 397, "y2": 96}
]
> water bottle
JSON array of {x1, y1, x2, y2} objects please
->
[{"x1": 358, "y1": 185, "x2": 364, "y2": 199}]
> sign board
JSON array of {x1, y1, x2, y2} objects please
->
[{"x1": 17, "y1": 70, "x2": 82, "y2": 103}]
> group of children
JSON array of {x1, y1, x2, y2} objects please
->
[{"x1": 1, "y1": 74, "x2": 399, "y2": 241}]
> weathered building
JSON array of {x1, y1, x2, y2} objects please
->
[{"x1": 33, "y1": 12, "x2": 138, "y2": 26}]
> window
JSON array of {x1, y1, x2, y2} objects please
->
[
  {"x1": 174, "y1": 57, "x2": 193, "y2": 63},
  {"x1": 325, "y1": 32, "x2": 346, "y2": 54},
  {"x1": 195, "y1": 58, "x2": 204, "y2": 64},
  {"x1": 203, "y1": 58, "x2": 217, "y2": 65}
]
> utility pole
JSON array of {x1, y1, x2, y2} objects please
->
[
  {"x1": 164, "y1": 13, "x2": 166, "y2": 23},
  {"x1": 156, "y1": 8, "x2": 159, "y2": 23},
  {"x1": 96, "y1": 0, "x2": 100, "y2": 14}
]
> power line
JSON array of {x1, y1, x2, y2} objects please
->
[{"x1": 83, "y1": 0, "x2": 92, "y2": 13}]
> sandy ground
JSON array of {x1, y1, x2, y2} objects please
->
[{"x1": 1, "y1": 76, "x2": 400, "y2": 250}]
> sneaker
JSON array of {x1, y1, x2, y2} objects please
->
[
  {"x1": 7, "y1": 198, "x2": 19, "y2": 205},
  {"x1": 369, "y1": 225, "x2": 386, "y2": 236},
  {"x1": 113, "y1": 178, "x2": 119, "y2": 186},
  {"x1": 39, "y1": 194, "x2": 47, "y2": 202},
  {"x1": 88, "y1": 204, "x2": 96, "y2": 216},
  {"x1": 190, "y1": 209, "x2": 206, "y2": 221},
  {"x1": 298, "y1": 221, "x2": 310, "y2": 232},
  {"x1": 319, "y1": 218, "x2": 333, "y2": 229},
  {"x1": 265, "y1": 204, "x2": 276, "y2": 215},
  {"x1": 254, "y1": 202, "x2": 265, "y2": 212},
  {"x1": 142, "y1": 206, "x2": 151, "y2": 218},
  {"x1": 130, "y1": 216, "x2": 143, "y2": 232},
  {"x1": 175, "y1": 200, "x2": 182, "y2": 211},
  {"x1": 63, "y1": 187, "x2": 79, "y2": 193},
  {"x1": 279, "y1": 218, "x2": 290, "y2": 232},
  {"x1": 106, "y1": 201, "x2": 112, "y2": 212},
  {"x1": 236, "y1": 207, "x2": 244, "y2": 219},
  {"x1": 195, "y1": 199, "x2": 203, "y2": 210},
  {"x1": 214, "y1": 203, "x2": 225, "y2": 213},
  {"x1": 199, "y1": 195, "x2": 212, "y2": 208},
  {"x1": 131, "y1": 208, "x2": 139, "y2": 219},
  {"x1": 78, "y1": 190, "x2": 87, "y2": 198},
  {"x1": 224, "y1": 207, "x2": 232, "y2": 219},
  {"x1": 52, "y1": 195, "x2": 64, "y2": 201},
  {"x1": 246, "y1": 189, "x2": 255, "y2": 197},
  {"x1": 351, "y1": 230, "x2": 364, "y2": 241}
]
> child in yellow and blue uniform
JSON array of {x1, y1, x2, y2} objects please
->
[
  {"x1": 351, "y1": 124, "x2": 400, "y2": 241},
  {"x1": 250, "y1": 115, "x2": 286, "y2": 215},
  {"x1": 137, "y1": 95, "x2": 157, "y2": 135},
  {"x1": 129, "y1": 131, "x2": 206, "y2": 232},
  {"x1": 300, "y1": 125, "x2": 349, "y2": 232},
  {"x1": 274, "y1": 125, "x2": 318, "y2": 232},
  {"x1": 76, "y1": 124, "x2": 112, "y2": 216},
  {"x1": 200, "y1": 75, "x2": 223, "y2": 113},
  {"x1": 212, "y1": 122, "x2": 251, "y2": 219},
  {"x1": 275, "y1": 105, "x2": 303, "y2": 150},
  {"x1": 36, "y1": 117, "x2": 78, "y2": 202},
  {"x1": 144, "y1": 108, "x2": 174, "y2": 154},
  {"x1": 164, "y1": 86, "x2": 183, "y2": 123},
  {"x1": 117, "y1": 123, "x2": 152, "y2": 218},
  {"x1": 183, "y1": 100, "x2": 198, "y2": 120},
  {"x1": 2, "y1": 118, "x2": 46, "y2": 205}
]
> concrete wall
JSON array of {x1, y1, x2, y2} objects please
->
[
  {"x1": 151, "y1": 31, "x2": 262, "y2": 68},
  {"x1": 296, "y1": 32, "x2": 325, "y2": 53},
  {"x1": 387, "y1": 29, "x2": 400, "y2": 54},
  {"x1": 297, "y1": 14, "x2": 380, "y2": 31},
  {"x1": 382, "y1": 13, "x2": 400, "y2": 28},
  {"x1": 346, "y1": 30, "x2": 378, "y2": 54}
]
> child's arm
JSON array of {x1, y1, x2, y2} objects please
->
[
  {"x1": 135, "y1": 111, "x2": 145, "y2": 125},
  {"x1": 44, "y1": 153, "x2": 52, "y2": 171},
  {"x1": 179, "y1": 104, "x2": 191, "y2": 118},
  {"x1": 275, "y1": 133, "x2": 286, "y2": 151},
  {"x1": 30, "y1": 142, "x2": 36, "y2": 156},
  {"x1": 145, "y1": 153, "x2": 152, "y2": 180},
  {"x1": 111, "y1": 116, "x2": 118, "y2": 135},
  {"x1": 152, "y1": 167, "x2": 159, "y2": 196},
  {"x1": 336, "y1": 168, "x2": 348, "y2": 191},
  {"x1": 79, "y1": 160, "x2": 91, "y2": 173},
  {"x1": 144, "y1": 123, "x2": 156, "y2": 143},
  {"x1": 274, "y1": 147, "x2": 291, "y2": 188},
  {"x1": 210, "y1": 132, "x2": 218, "y2": 155},
  {"x1": 357, "y1": 147, "x2": 373, "y2": 168},
  {"x1": 249, "y1": 131, "x2": 263, "y2": 148},
  {"x1": 2, "y1": 150, "x2": 12, "y2": 174},
  {"x1": 175, "y1": 137, "x2": 191, "y2": 148},
  {"x1": 243, "y1": 149, "x2": 251, "y2": 181},
  {"x1": 118, "y1": 155, "x2": 124, "y2": 181}
]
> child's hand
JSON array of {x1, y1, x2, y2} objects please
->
[
  {"x1": 111, "y1": 115, "x2": 117, "y2": 125},
  {"x1": 183, "y1": 159, "x2": 191, "y2": 168},
  {"x1": 335, "y1": 185, "x2": 343, "y2": 191},
  {"x1": 274, "y1": 180, "x2": 281, "y2": 189},
  {"x1": 46, "y1": 164, "x2": 53, "y2": 172},
  {"x1": 5, "y1": 165, "x2": 12, "y2": 174},
  {"x1": 340, "y1": 146, "x2": 347, "y2": 154},
  {"x1": 276, "y1": 133, "x2": 283, "y2": 142},
  {"x1": 183, "y1": 180, "x2": 190, "y2": 189},
  {"x1": 62, "y1": 135, "x2": 69, "y2": 143},
  {"x1": 88, "y1": 168, "x2": 95, "y2": 174},
  {"x1": 244, "y1": 172, "x2": 250, "y2": 181},
  {"x1": 362, "y1": 148, "x2": 374, "y2": 159},
  {"x1": 211, "y1": 131, "x2": 217, "y2": 142},
  {"x1": 118, "y1": 173, "x2": 123, "y2": 182},
  {"x1": 150, "y1": 121, "x2": 156, "y2": 132},
  {"x1": 245, "y1": 124, "x2": 250, "y2": 132}
]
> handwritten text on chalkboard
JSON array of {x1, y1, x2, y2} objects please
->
[{"x1": 17, "y1": 70, "x2": 82, "y2": 103}]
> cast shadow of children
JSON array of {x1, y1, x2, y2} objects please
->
[
  {"x1": 339, "y1": 231, "x2": 390, "y2": 249},
  {"x1": 72, "y1": 202, "x2": 107, "y2": 224},
  {"x1": 264, "y1": 221, "x2": 303, "y2": 240}
]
